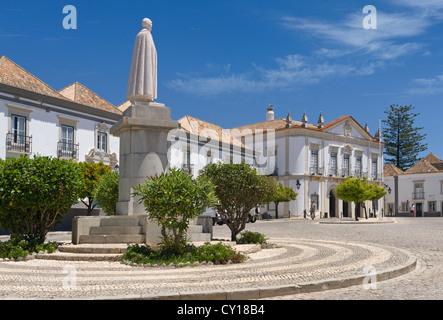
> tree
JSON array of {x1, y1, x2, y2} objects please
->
[
  {"x1": 93, "y1": 171, "x2": 119, "y2": 216},
  {"x1": 382, "y1": 104, "x2": 427, "y2": 171},
  {"x1": 78, "y1": 161, "x2": 111, "y2": 216},
  {"x1": 336, "y1": 177, "x2": 385, "y2": 221},
  {"x1": 200, "y1": 162, "x2": 276, "y2": 241},
  {"x1": 266, "y1": 181, "x2": 297, "y2": 219},
  {"x1": 133, "y1": 168, "x2": 218, "y2": 254},
  {"x1": 367, "y1": 183, "x2": 387, "y2": 217},
  {"x1": 0, "y1": 155, "x2": 82, "y2": 243}
]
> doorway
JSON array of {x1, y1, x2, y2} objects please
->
[
  {"x1": 416, "y1": 202, "x2": 423, "y2": 217},
  {"x1": 329, "y1": 190, "x2": 336, "y2": 218},
  {"x1": 343, "y1": 201, "x2": 349, "y2": 217}
]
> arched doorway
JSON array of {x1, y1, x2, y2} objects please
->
[{"x1": 329, "y1": 190, "x2": 336, "y2": 217}]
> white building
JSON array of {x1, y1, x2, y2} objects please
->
[
  {"x1": 229, "y1": 107, "x2": 385, "y2": 219},
  {"x1": 0, "y1": 56, "x2": 120, "y2": 167},
  {"x1": 0, "y1": 56, "x2": 385, "y2": 222},
  {"x1": 384, "y1": 153, "x2": 443, "y2": 217}
]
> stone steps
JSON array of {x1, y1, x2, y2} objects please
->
[
  {"x1": 79, "y1": 234, "x2": 145, "y2": 244},
  {"x1": 36, "y1": 252, "x2": 123, "y2": 262}
]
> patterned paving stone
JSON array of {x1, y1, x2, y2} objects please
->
[{"x1": 0, "y1": 233, "x2": 415, "y2": 300}]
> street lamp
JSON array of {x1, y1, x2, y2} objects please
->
[{"x1": 296, "y1": 179, "x2": 301, "y2": 190}]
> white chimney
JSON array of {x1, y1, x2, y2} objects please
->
[{"x1": 266, "y1": 105, "x2": 274, "y2": 121}]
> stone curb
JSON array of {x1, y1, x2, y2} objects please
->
[
  {"x1": 91, "y1": 246, "x2": 417, "y2": 301},
  {"x1": 319, "y1": 218, "x2": 397, "y2": 225}
]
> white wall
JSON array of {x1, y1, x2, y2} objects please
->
[{"x1": 0, "y1": 97, "x2": 119, "y2": 164}]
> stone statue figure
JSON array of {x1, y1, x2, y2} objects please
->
[{"x1": 127, "y1": 18, "x2": 157, "y2": 103}]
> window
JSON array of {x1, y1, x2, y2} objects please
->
[
  {"x1": 330, "y1": 152, "x2": 337, "y2": 176},
  {"x1": 388, "y1": 203, "x2": 394, "y2": 215},
  {"x1": 428, "y1": 201, "x2": 436, "y2": 212},
  {"x1": 7, "y1": 114, "x2": 31, "y2": 153},
  {"x1": 371, "y1": 158, "x2": 378, "y2": 180},
  {"x1": 413, "y1": 182, "x2": 424, "y2": 199},
  {"x1": 97, "y1": 132, "x2": 107, "y2": 152},
  {"x1": 401, "y1": 202, "x2": 409, "y2": 212},
  {"x1": 58, "y1": 124, "x2": 77, "y2": 159},
  {"x1": 343, "y1": 154, "x2": 350, "y2": 177},
  {"x1": 12, "y1": 114, "x2": 26, "y2": 144},
  {"x1": 355, "y1": 157, "x2": 362, "y2": 177},
  {"x1": 310, "y1": 149, "x2": 318, "y2": 174}
]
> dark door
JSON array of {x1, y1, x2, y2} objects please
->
[
  {"x1": 343, "y1": 201, "x2": 349, "y2": 217},
  {"x1": 416, "y1": 203, "x2": 423, "y2": 217},
  {"x1": 329, "y1": 191, "x2": 336, "y2": 218}
]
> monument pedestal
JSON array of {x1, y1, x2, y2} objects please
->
[{"x1": 110, "y1": 101, "x2": 178, "y2": 216}]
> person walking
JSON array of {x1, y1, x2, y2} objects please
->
[{"x1": 410, "y1": 203, "x2": 415, "y2": 217}]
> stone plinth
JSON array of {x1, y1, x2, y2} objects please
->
[{"x1": 110, "y1": 101, "x2": 178, "y2": 216}]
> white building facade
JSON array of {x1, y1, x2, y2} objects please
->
[
  {"x1": 230, "y1": 107, "x2": 385, "y2": 219},
  {"x1": 0, "y1": 57, "x2": 120, "y2": 167},
  {"x1": 384, "y1": 153, "x2": 443, "y2": 217}
]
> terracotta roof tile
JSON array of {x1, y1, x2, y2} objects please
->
[
  {"x1": 59, "y1": 82, "x2": 121, "y2": 115},
  {"x1": 405, "y1": 153, "x2": 443, "y2": 174},
  {"x1": 0, "y1": 56, "x2": 67, "y2": 99},
  {"x1": 383, "y1": 163, "x2": 404, "y2": 176},
  {"x1": 178, "y1": 115, "x2": 247, "y2": 148}
]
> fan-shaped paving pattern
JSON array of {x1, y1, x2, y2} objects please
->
[{"x1": 0, "y1": 239, "x2": 415, "y2": 299}]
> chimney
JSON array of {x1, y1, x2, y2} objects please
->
[{"x1": 266, "y1": 105, "x2": 274, "y2": 121}]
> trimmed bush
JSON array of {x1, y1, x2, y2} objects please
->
[
  {"x1": 236, "y1": 231, "x2": 269, "y2": 244},
  {"x1": 93, "y1": 171, "x2": 119, "y2": 216},
  {"x1": 122, "y1": 242, "x2": 245, "y2": 266},
  {"x1": 0, "y1": 155, "x2": 82, "y2": 243}
]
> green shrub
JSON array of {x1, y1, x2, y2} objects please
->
[
  {"x1": 0, "y1": 155, "x2": 82, "y2": 243},
  {"x1": 133, "y1": 168, "x2": 218, "y2": 254},
  {"x1": 93, "y1": 171, "x2": 119, "y2": 216},
  {"x1": 122, "y1": 242, "x2": 245, "y2": 266},
  {"x1": 0, "y1": 232, "x2": 58, "y2": 259},
  {"x1": 236, "y1": 231, "x2": 268, "y2": 244}
]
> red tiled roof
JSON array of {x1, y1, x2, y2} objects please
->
[
  {"x1": 0, "y1": 56, "x2": 67, "y2": 99},
  {"x1": 383, "y1": 163, "x2": 404, "y2": 176},
  {"x1": 405, "y1": 153, "x2": 443, "y2": 174},
  {"x1": 59, "y1": 82, "x2": 121, "y2": 115}
]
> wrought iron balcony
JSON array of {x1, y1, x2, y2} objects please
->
[
  {"x1": 328, "y1": 165, "x2": 338, "y2": 177},
  {"x1": 412, "y1": 191, "x2": 425, "y2": 200},
  {"x1": 6, "y1": 132, "x2": 32, "y2": 154},
  {"x1": 57, "y1": 141, "x2": 79, "y2": 160},
  {"x1": 309, "y1": 166, "x2": 323, "y2": 175}
]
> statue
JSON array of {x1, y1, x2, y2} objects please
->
[{"x1": 127, "y1": 18, "x2": 157, "y2": 103}]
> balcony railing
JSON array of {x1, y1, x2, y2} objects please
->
[
  {"x1": 181, "y1": 163, "x2": 194, "y2": 175},
  {"x1": 328, "y1": 165, "x2": 338, "y2": 177},
  {"x1": 309, "y1": 166, "x2": 323, "y2": 175},
  {"x1": 6, "y1": 133, "x2": 32, "y2": 154},
  {"x1": 57, "y1": 141, "x2": 79, "y2": 160},
  {"x1": 412, "y1": 191, "x2": 425, "y2": 200}
]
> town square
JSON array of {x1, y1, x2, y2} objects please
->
[{"x1": 0, "y1": 0, "x2": 442, "y2": 307}]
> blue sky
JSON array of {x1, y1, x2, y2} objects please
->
[{"x1": 2, "y1": 0, "x2": 443, "y2": 160}]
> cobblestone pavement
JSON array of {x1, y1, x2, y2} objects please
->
[
  {"x1": 238, "y1": 217, "x2": 442, "y2": 300},
  {"x1": 0, "y1": 217, "x2": 439, "y2": 300}
]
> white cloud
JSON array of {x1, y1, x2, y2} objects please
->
[
  {"x1": 167, "y1": 2, "x2": 442, "y2": 96},
  {"x1": 406, "y1": 74, "x2": 443, "y2": 95},
  {"x1": 166, "y1": 55, "x2": 358, "y2": 96}
]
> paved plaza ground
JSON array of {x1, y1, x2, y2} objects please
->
[{"x1": 0, "y1": 217, "x2": 441, "y2": 300}]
